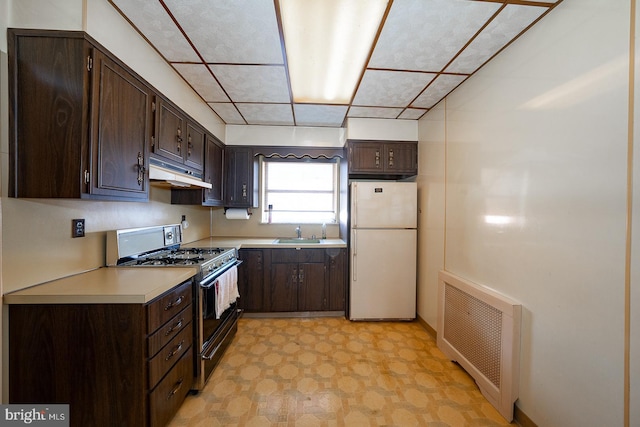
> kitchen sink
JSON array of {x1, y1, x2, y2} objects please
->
[{"x1": 275, "y1": 238, "x2": 322, "y2": 244}]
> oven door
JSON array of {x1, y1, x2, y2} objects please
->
[{"x1": 195, "y1": 260, "x2": 242, "y2": 391}]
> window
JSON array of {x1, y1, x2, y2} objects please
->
[{"x1": 261, "y1": 157, "x2": 338, "y2": 224}]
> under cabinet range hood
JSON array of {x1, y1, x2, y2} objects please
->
[{"x1": 149, "y1": 158, "x2": 212, "y2": 189}]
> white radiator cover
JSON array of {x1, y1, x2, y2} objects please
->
[{"x1": 437, "y1": 270, "x2": 522, "y2": 422}]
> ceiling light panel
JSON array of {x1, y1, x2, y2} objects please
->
[
  {"x1": 208, "y1": 103, "x2": 246, "y2": 125},
  {"x1": 446, "y1": 5, "x2": 547, "y2": 74},
  {"x1": 172, "y1": 64, "x2": 229, "y2": 102},
  {"x1": 412, "y1": 74, "x2": 467, "y2": 109},
  {"x1": 280, "y1": 0, "x2": 388, "y2": 104},
  {"x1": 294, "y1": 104, "x2": 348, "y2": 127},
  {"x1": 369, "y1": 0, "x2": 501, "y2": 72},
  {"x1": 163, "y1": 0, "x2": 283, "y2": 64},
  {"x1": 110, "y1": 0, "x2": 199, "y2": 62},
  {"x1": 237, "y1": 104, "x2": 294, "y2": 126},
  {"x1": 352, "y1": 69, "x2": 437, "y2": 107},
  {"x1": 208, "y1": 65, "x2": 290, "y2": 103}
]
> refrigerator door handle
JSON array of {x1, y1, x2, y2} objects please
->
[
  {"x1": 352, "y1": 230, "x2": 357, "y2": 281},
  {"x1": 352, "y1": 183, "x2": 357, "y2": 228}
]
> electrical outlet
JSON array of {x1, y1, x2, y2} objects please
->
[{"x1": 72, "y1": 219, "x2": 85, "y2": 238}]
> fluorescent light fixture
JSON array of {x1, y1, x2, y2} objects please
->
[{"x1": 279, "y1": 0, "x2": 388, "y2": 105}]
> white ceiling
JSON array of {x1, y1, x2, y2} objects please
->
[{"x1": 109, "y1": 0, "x2": 562, "y2": 128}]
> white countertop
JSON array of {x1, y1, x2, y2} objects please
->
[
  {"x1": 4, "y1": 267, "x2": 198, "y2": 305},
  {"x1": 185, "y1": 236, "x2": 347, "y2": 249}
]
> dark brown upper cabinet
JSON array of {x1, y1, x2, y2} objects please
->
[
  {"x1": 171, "y1": 133, "x2": 225, "y2": 206},
  {"x1": 154, "y1": 97, "x2": 205, "y2": 175},
  {"x1": 347, "y1": 140, "x2": 418, "y2": 178},
  {"x1": 8, "y1": 29, "x2": 151, "y2": 201},
  {"x1": 224, "y1": 146, "x2": 258, "y2": 208}
]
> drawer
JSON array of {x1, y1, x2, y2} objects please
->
[
  {"x1": 147, "y1": 304, "x2": 192, "y2": 357},
  {"x1": 148, "y1": 323, "x2": 192, "y2": 390},
  {"x1": 147, "y1": 280, "x2": 193, "y2": 334},
  {"x1": 271, "y1": 248, "x2": 325, "y2": 263},
  {"x1": 148, "y1": 347, "x2": 193, "y2": 427}
]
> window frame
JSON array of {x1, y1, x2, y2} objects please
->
[{"x1": 259, "y1": 156, "x2": 339, "y2": 225}]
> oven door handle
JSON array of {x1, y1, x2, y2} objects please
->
[
  {"x1": 200, "y1": 259, "x2": 243, "y2": 289},
  {"x1": 201, "y1": 310, "x2": 240, "y2": 361}
]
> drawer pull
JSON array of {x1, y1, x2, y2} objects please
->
[
  {"x1": 164, "y1": 318, "x2": 184, "y2": 336},
  {"x1": 164, "y1": 295, "x2": 185, "y2": 311},
  {"x1": 167, "y1": 378, "x2": 184, "y2": 400},
  {"x1": 165, "y1": 340, "x2": 185, "y2": 361}
]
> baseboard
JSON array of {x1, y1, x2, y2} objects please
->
[
  {"x1": 242, "y1": 311, "x2": 345, "y2": 319},
  {"x1": 416, "y1": 314, "x2": 437, "y2": 339}
]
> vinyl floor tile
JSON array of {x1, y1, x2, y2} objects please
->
[{"x1": 168, "y1": 317, "x2": 515, "y2": 427}]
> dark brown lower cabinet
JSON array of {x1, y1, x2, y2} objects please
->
[
  {"x1": 8, "y1": 280, "x2": 194, "y2": 427},
  {"x1": 237, "y1": 247, "x2": 346, "y2": 313}
]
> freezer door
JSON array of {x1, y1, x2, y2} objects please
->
[
  {"x1": 349, "y1": 229, "x2": 417, "y2": 320},
  {"x1": 351, "y1": 181, "x2": 417, "y2": 228}
]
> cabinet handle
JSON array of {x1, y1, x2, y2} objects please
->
[
  {"x1": 388, "y1": 149, "x2": 394, "y2": 168},
  {"x1": 165, "y1": 340, "x2": 185, "y2": 361},
  {"x1": 291, "y1": 267, "x2": 298, "y2": 283},
  {"x1": 136, "y1": 152, "x2": 145, "y2": 186},
  {"x1": 299, "y1": 267, "x2": 304, "y2": 284},
  {"x1": 164, "y1": 295, "x2": 184, "y2": 311},
  {"x1": 242, "y1": 184, "x2": 247, "y2": 198},
  {"x1": 188, "y1": 134, "x2": 193, "y2": 157},
  {"x1": 375, "y1": 150, "x2": 380, "y2": 167},
  {"x1": 164, "y1": 318, "x2": 184, "y2": 336},
  {"x1": 167, "y1": 378, "x2": 184, "y2": 400},
  {"x1": 176, "y1": 128, "x2": 183, "y2": 150}
]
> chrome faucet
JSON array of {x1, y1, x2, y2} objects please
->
[{"x1": 295, "y1": 226, "x2": 302, "y2": 238}]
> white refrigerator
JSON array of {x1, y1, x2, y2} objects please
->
[{"x1": 349, "y1": 181, "x2": 417, "y2": 320}]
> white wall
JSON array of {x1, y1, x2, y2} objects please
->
[{"x1": 417, "y1": 0, "x2": 634, "y2": 425}]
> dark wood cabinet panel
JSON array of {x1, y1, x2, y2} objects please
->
[
  {"x1": 153, "y1": 97, "x2": 205, "y2": 176},
  {"x1": 326, "y1": 248, "x2": 347, "y2": 311},
  {"x1": 347, "y1": 140, "x2": 417, "y2": 177},
  {"x1": 237, "y1": 249, "x2": 267, "y2": 312},
  {"x1": 8, "y1": 29, "x2": 150, "y2": 201},
  {"x1": 8, "y1": 279, "x2": 195, "y2": 427},
  {"x1": 224, "y1": 146, "x2": 257, "y2": 207},
  {"x1": 298, "y1": 262, "x2": 328, "y2": 311},
  {"x1": 156, "y1": 99, "x2": 185, "y2": 164},
  {"x1": 269, "y1": 262, "x2": 300, "y2": 312},
  {"x1": 171, "y1": 133, "x2": 225, "y2": 206},
  {"x1": 89, "y1": 49, "x2": 150, "y2": 199}
]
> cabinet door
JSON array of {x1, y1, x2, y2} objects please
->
[
  {"x1": 156, "y1": 100, "x2": 185, "y2": 164},
  {"x1": 224, "y1": 146, "x2": 254, "y2": 207},
  {"x1": 326, "y1": 248, "x2": 346, "y2": 311},
  {"x1": 185, "y1": 121, "x2": 205, "y2": 171},
  {"x1": 204, "y1": 135, "x2": 224, "y2": 206},
  {"x1": 348, "y1": 142, "x2": 383, "y2": 173},
  {"x1": 9, "y1": 32, "x2": 90, "y2": 198},
  {"x1": 384, "y1": 142, "x2": 417, "y2": 174},
  {"x1": 269, "y1": 263, "x2": 298, "y2": 312},
  {"x1": 89, "y1": 49, "x2": 150, "y2": 200},
  {"x1": 237, "y1": 249, "x2": 265, "y2": 312},
  {"x1": 298, "y1": 262, "x2": 327, "y2": 311}
]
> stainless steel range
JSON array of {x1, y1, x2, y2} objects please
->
[{"x1": 106, "y1": 224, "x2": 242, "y2": 391}]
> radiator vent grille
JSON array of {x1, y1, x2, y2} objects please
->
[
  {"x1": 444, "y1": 283, "x2": 502, "y2": 388},
  {"x1": 437, "y1": 270, "x2": 521, "y2": 422}
]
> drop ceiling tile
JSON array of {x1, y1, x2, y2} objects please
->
[
  {"x1": 172, "y1": 64, "x2": 229, "y2": 102},
  {"x1": 294, "y1": 105, "x2": 348, "y2": 127},
  {"x1": 209, "y1": 65, "x2": 290, "y2": 103},
  {"x1": 446, "y1": 5, "x2": 547, "y2": 74},
  {"x1": 110, "y1": 0, "x2": 199, "y2": 62},
  {"x1": 412, "y1": 74, "x2": 467, "y2": 109},
  {"x1": 163, "y1": 0, "x2": 283, "y2": 64},
  {"x1": 398, "y1": 108, "x2": 427, "y2": 120},
  {"x1": 208, "y1": 103, "x2": 246, "y2": 125},
  {"x1": 369, "y1": 0, "x2": 501, "y2": 72},
  {"x1": 352, "y1": 70, "x2": 437, "y2": 107},
  {"x1": 237, "y1": 104, "x2": 294, "y2": 126},
  {"x1": 348, "y1": 106, "x2": 404, "y2": 119}
]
